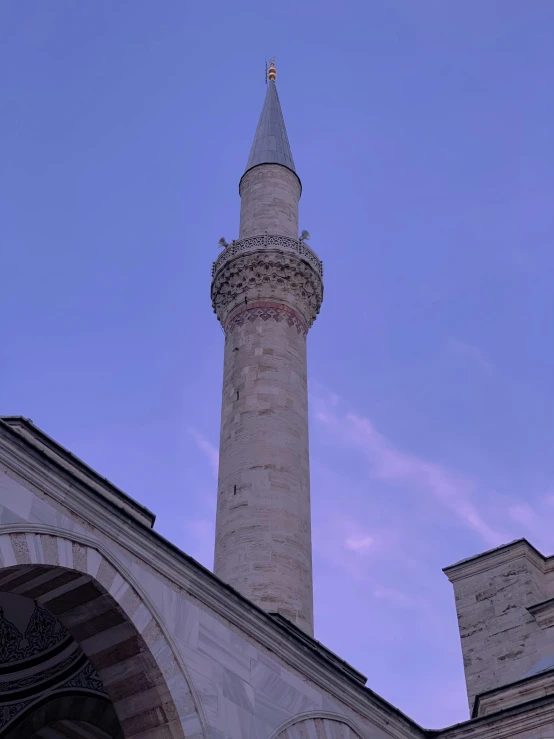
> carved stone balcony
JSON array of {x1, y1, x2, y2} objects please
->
[
  {"x1": 210, "y1": 233, "x2": 324, "y2": 330},
  {"x1": 211, "y1": 234, "x2": 323, "y2": 279}
]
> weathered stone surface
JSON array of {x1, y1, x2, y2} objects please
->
[
  {"x1": 214, "y1": 312, "x2": 313, "y2": 634},
  {"x1": 445, "y1": 542, "x2": 554, "y2": 713},
  {"x1": 3, "y1": 432, "x2": 554, "y2": 739},
  {"x1": 239, "y1": 164, "x2": 301, "y2": 240},
  {"x1": 212, "y1": 151, "x2": 323, "y2": 637},
  {"x1": 211, "y1": 247, "x2": 323, "y2": 330}
]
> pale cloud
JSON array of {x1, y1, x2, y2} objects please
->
[
  {"x1": 188, "y1": 428, "x2": 219, "y2": 478},
  {"x1": 542, "y1": 488, "x2": 554, "y2": 507},
  {"x1": 508, "y1": 504, "x2": 539, "y2": 529},
  {"x1": 344, "y1": 534, "x2": 374, "y2": 553},
  {"x1": 183, "y1": 518, "x2": 214, "y2": 569},
  {"x1": 312, "y1": 510, "x2": 382, "y2": 582},
  {"x1": 505, "y1": 499, "x2": 554, "y2": 555},
  {"x1": 373, "y1": 587, "x2": 424, "y2": 610},
  {"x1": 446, "y1": 337, "x2": 493, "y2": 375},
  {"x1": 312, "y1": 394, "x2": 506, "y2": 547}
]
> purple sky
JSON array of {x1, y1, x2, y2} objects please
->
[{"x1": 2, "y1": 1, "x2": 554, "y2": 729}]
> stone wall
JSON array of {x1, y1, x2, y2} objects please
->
[
  {"x1": 445, "y1": 542, "x2": 554, "y2": 713},
  {"x1": 0, "y1": 444, "x2": 420, "y2": 739},
  {"x1": 210, "y1": 186, "x2": 323, "y2": 636},
  {"x1": 239, "y1": 164, "x2": 301, "y2": 239},
  {"x1": 214, "y1": 311, "x2": 313, "y2": 634},
  {"x1": 3, "y1": 430, "x2": 554, "y2": 739}
]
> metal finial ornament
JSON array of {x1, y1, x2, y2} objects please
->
[{"x1": 267, "y1": 59, "x2": 277, "y2": 82}]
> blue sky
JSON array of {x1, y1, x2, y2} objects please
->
[{"x1": 2, "y1": 0, "x2": 554, "y2": 729}]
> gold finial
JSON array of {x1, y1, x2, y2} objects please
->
[{"x1": 267, "y1": 58, "x2": 277, "y2": 82}]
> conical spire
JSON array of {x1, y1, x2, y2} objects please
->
[{"x1": 244, "y1": 62, "x2": 296, "y2": 175}]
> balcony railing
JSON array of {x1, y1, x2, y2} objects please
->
[{"x1": 211, "y1": 234, "x2": 323, "y2": 278}]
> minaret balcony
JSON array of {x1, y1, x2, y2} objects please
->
[{"x1": 211, "y1": 233, "x2": 323, "y2": 280}]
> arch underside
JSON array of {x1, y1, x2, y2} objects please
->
[
  {"x1": 0, "y1": 530, "x2": 202, "y2": 739},
  {"x1": 4, "y1": 692, "x2": 122, "y2": 739}
]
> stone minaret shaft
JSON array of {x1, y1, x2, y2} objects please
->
[{"x1": 211, "y1": 63, "x2": 323, "y2": 635}]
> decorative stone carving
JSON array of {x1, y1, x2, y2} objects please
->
[
  {"x1": 0, "y1": 651, "x2": 81, "y2": 694},
  {"x1": 211, "y1": 248, "x2": 323, "y2": 329},
  {"x1": 61, "y1": 659, "x2": 106, "y2": 694},
  {"x1": 212, "y1": 233, "x2": 323, "y2": 277},
  {"x1": 0, "y1": 657, "x2": 106, "y2": 732},
  {"x1": 0, "y1": 597, "x2": 103, "y2": 733},
  {"x1": 0, "y1": 701, "x2": 31, "y2": 732},
  {"x1": 0, "y1": 608, "x2": 24, "y2": 663},
  {"x1": 24, "y1": 600, "x2": 66, "y2": 656},
  {"x1": 226, "y1": 301, "x2": 307, "y2": 335},
  {"x1": 0, "y1": 601, "x2": 67, "y2": 664}
]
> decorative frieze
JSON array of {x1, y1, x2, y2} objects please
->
[
  {"x1": 225, "y1": 301, "x2": 307, "y2": 335},
  {"x1": 212, "y1": 233, "x2": 323, "y2": 278},
  {"x1": 211, "y1": 248, "x2": 323, "y2": 329},
  {"x1": 0, "y1": 600, "x2": 68, "y2": 664}
]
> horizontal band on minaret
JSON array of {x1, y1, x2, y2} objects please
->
[{"x1": 225, "y1": 301, "x2": 308, "y2": 335}]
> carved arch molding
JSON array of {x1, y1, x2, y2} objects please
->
[
  {"x1": 0, "y1": 529, "x2": 206, "y2": 739},
  {"x1": 272, "y1": 713, "x2": 365, "y2": 739}
]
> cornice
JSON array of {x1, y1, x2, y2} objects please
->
[
  {"x1": 3, "y1": 425, "x2": 552, "y2": 738},
  {"x1": 429, "y1": 694, "x2": 554, "y2": 739},
  {"x1": 443, "y1": 539, "x2": 549, "y2": 583},
  {"x1": 0, "y1": 417, "x2": 155, "y2": 528},
  {"x1": 472, "y1": 668, "x2": 554, "y2": 718},
  {"x1": 527, "y1": 597, "x2": 554, "y2": 630},
  {"x1": 0, "y1": 425, "x2": 423, "y2": 739}
]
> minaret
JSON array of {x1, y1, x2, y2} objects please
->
[{"x1": 211, "y1": 62, "x2": 323, "y2": 636}]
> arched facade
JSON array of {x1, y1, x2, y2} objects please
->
[
  {"x1": 270, "y1": 712, "x2": 366, "y2": 739},
  {"x1": 0, "y1": 529, "x2": 206, "y2": 739}
]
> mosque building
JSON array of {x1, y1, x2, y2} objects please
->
[{"x1": 1, "y1": 61, "x2": 553, "y2": 739}]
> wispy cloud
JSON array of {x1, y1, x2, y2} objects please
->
[
  {"x1": 183, "y1": 518, "x2": 214, "y2": 569},
  {"x1": 344, "y1": 534, "x2": 374, "y2": 553},
  {"x1": 373, "y1": 587, "x2": 427, "y2": 610},
  {"x1": 312, "y1": 393, "x2": 506, "y2": 548},
  {"x1": 508, "y1": 503, "x2": 539, "y2": 529},
  {"x1": 188, "y1": 428, "x2": 219, "y2": 478},
  {"x1": 446, "y1": 338, "x2": 493, "y2": 376}
]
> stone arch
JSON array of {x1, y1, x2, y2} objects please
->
[
  {"x1": 0, "y1": 527, "x2": 207, "y2": 738},
  {"x1": 269, "y1": 711, "x2": 366, "y2": 739},
  {"x1": 5, "y1": 692, "x2": 122, "y2": 739}
]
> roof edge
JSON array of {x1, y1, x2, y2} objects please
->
[
  {"x1": 471, "y1": 665, "x2": 554, "y2": 719},
  {"x1": 0, "y1": 416, "x2": 156, "y2": 528},
  {"x1": 0, "y1": 428, "x2": 425, "y2": 739},
  {"x1": 443, "y1": 538, "x2": 550, "y2": 582}
]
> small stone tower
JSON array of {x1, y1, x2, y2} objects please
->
[{"x1": 211, "y1": 62, "x2": 323, "y2": 636}]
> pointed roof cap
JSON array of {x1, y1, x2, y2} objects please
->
[{"x1": 242, "y1": 62, "x2": 299, "y2": 184}]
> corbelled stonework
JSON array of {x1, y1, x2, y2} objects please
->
[
  {"x1": 212, "y1": 233, "x2": 323, "y2": 279},
  {"x1": 211, "y1": 239, "x2": 323, "y2": 331}
]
